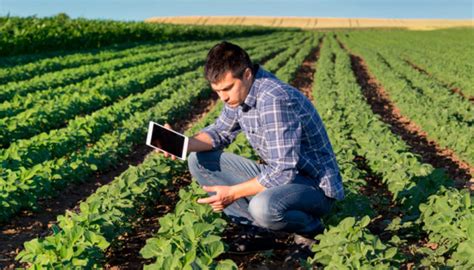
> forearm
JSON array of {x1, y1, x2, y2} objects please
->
[
  {"x1": 229, "y1": 177, "x2": 266, "y2": 200},
  {"x1": 188, "y1": 132, "x2": 214, "y2": 153}
]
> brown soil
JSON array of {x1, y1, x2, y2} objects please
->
[
  {"x1": 104, "y1": 172, "x2": 192, "y2": 269},
  {"x1": 290, "y1": 37, "x2": 323, "y2": 100},
  {"x1": 403, "y1": 59, "x2": 474, "y2": 103},
  {"x1": 353, "y1": 156, "x2": 399, "y2": 241},
  {"x1": 335, "y1": 39, "x2": 473, "y2": 190},
  {"x1": 218, "y1": 224, "x2": 300, "y2": 270}
]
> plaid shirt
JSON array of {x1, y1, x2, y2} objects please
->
[{"x1": 202, "y1": 66, "x2": 344, "y2": 200}]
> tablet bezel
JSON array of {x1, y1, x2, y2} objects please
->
[{"x1": 146, "y1": 121, "x2": 189, "y2": 161}]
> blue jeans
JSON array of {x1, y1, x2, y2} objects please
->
[{"x1": 187, "y1": 150, "x2": 334, "y2": 234}]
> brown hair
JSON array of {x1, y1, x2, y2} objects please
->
[{"x1": 204, "y1": 41, "x2": 253, "y2": 83}]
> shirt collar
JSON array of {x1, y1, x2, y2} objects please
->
[{"x1": 241, "y1": 65, "x2": 264, "y2": 110}]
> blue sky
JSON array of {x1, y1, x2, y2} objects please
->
[{"x1": 1, "y1": 0, "x2": 472, "y2": 21}]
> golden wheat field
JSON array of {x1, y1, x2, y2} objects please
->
[{"x1": 146, "y1": 16, "x2": 473, "y2": 30}]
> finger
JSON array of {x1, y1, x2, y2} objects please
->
[
  {"x1": 171, "y1": 155, "x2": 176, "y2": 161},
  {"x1": 164, "y1": 123, "x2": 172, "y2": 129},
  {"x1": 210, "y1": 202, "x2": 223, "y2": 208},
  {"x1": 212, "y1": 206, "x2": 224, "y2": 212},
  {"x1": 202, "y1": 185, "x2": 218, "y2": 192},
  {"x1": 197, "y1": 195, "x2": 218, "y2": 204}
]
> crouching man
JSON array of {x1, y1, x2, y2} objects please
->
[{"x1": 159, "y1": 41, "x2": 344, "y2": 253}]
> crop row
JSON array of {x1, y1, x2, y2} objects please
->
[
  {"x1": 0, "y1": 39, "x2": 209, "y2": 104},
  {"x1": 15, "y1": 35, "x2": 315, "y2": 268},
  {"x1": 0, "y1": 40, "x2": 190, "y2": 85},
  {"x1": 275, "y1": 35, "x2": 319, "y2": 83}
]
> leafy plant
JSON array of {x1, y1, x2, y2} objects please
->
[
  {"x1": 308, "y1": 216, "x2": 400, "y2": 269},
  {"x1": 140, "y1": 182, "x2": 237, "y2": 270}
]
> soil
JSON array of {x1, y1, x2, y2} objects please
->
[
  {"x1": 290, "y1": 37, "x2": 323, "y2": 100},
  {"x1": 104, "y1": 172, "x2": 192, "y2": 269}
]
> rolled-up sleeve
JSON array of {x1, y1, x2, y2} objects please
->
[
  {"x1": 257, "y1": 97, "x2": 301, "y2": 188},
  {"x1": 201, "y1": 104, "x2": 241, "y2": 150}
]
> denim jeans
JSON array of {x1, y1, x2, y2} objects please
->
[{"x1": 187, "y1": 150, "x2": 334, "y2": 234}]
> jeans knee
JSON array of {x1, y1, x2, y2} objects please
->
[
  {"x1": 248, "y1": 192, "x2": 283, "y2": 230},
  {"x1": 187, "y1": 151, "x2": 222, "y2": 186},
  {"x1": 187, "y1": 152, "x2": 199, "y2": 172}
]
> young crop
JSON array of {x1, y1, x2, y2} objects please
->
[
  {"x1": 417, "y1": 188, "x2": 474, "y2": 268},
  {"x1": 140, "y1": 182, "x2": 237, "y2": 270},
  {"x1": 307, "y1": 216, "x2": 401, "y2": 269}
]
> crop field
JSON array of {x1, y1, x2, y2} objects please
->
[{"x1": 0, "y1": 16, "x2": 473, "y2": 269}]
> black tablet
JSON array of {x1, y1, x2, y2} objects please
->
[{"x1": 146, "y1": 121, "x2": 189, "y2": 160}]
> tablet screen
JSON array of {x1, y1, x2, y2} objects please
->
[{"x1": 148, "y1": 122, "x2": 187, "y2": 159}]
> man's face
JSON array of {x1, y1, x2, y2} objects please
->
[{"x1": 210, "y1": 68, "x2": 253, "y2": 108}]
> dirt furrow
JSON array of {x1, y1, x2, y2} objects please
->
[
  {"x1": 290, "y1": 37, "x2": 323, "y2": 99},
  {"x1": 335, "y1": 39, "x2": 473, "y2": 190}
]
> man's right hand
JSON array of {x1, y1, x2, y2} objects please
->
[{"x1": 153, "y1": 123, "x2": 177, "y2": 161}]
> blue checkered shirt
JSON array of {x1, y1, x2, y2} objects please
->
[{"x1": 202, "y1": 66, "x2": 344, "y2": 200}]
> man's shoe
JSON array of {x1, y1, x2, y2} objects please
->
[
  {"x1": 284, "y1": 225, "x2": 325, "y2": 263},
  {"x1": 293, "y1": 234, "x2": 317, "y2": 249},
  {"x1": 226, "y1": 225, "x2": 288, "y2": 254},
  {"x1": 292, "y1": 223, "x2": 325, "y2": 249}
]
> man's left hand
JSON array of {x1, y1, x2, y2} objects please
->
[{"x1": 197, "y1": 185, "x2": 236, "y2": 212}]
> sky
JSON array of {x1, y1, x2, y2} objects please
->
[{"x1": 1, "y1": 0, "x2": 472, "y2": 21}]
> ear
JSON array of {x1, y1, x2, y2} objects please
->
[{"x1": 244, "y1": 67, "x2": 252, "y2": 80}]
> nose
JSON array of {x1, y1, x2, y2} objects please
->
[{"x1": 218, "y1": 92, "x2": 229, "y2": 103}]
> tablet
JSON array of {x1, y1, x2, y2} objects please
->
[{"x1": 146, "y1": 121, "x2": 189, "y2": 160}]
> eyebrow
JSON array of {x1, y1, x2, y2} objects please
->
[{"x1": 214, "y1": 82, "x2": 234, "y2": 92}]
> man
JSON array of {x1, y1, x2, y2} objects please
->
[{"x1": 160, "y1": 41, "x2": 344, "y2": 252}]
